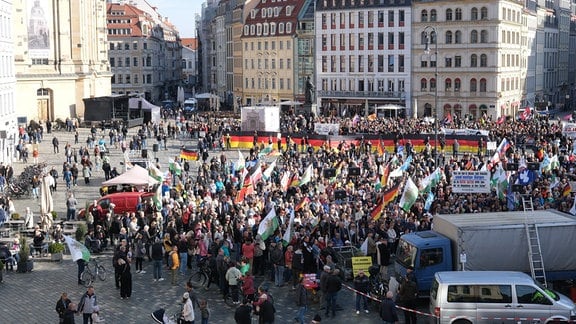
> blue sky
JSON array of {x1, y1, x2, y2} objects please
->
[{"x1": 147, "y1": 0, "x2": 203, "y2": 38}]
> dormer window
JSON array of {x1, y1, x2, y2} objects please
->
[
  {"x1": 279, "y1": 22, "x2": 284, "y2": 34},
  {"x1": 268, "y1": 8, "x2": 272, "y2": 17},
  {"x1": 244, "y1": 25, "x2": 249, "y2": 36},
  {"x1": 270, "y1": 22, "x2": 276, "y2": 35},
  {"x1": 286, "y1": 22, "x2": 292, "y2": 33},
  {"x1": 251, "y1": 10, "x2": 257, "y2": 19},
  {"x1": 262, "y1": 9, "x2": 266, "y2": 18},
  {"x1": 274, "y1": 7, "x2": 280, "y2": 17},
  {"x1": 286, "y1": 6, "x2": 293, "y2": 16}
]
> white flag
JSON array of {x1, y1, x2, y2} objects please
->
[
  {"x1": 399, "y1": 177, "x2": 419, "y2": 212},
  {"x1": 64, "y1": 235, "x2": 91, "y2": 262},
  {"x1": 258, "y1": 208, "x2": 279, "y2": 240}
]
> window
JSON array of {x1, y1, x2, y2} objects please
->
[
  {"x1": 146, "y1": 56, "x2": 151, "y2": 66},
  {"x1": 110, "y1": 43, "x2": 115, "y2": 51},
  {"x1": 125, "y1": 74, "x2": 130, "y2": 84},
  {"x1": 445, "y1": 78, "x2": 452, "y2": 90},
  {"x1": 143, "y1": 43, "x2": 147, "y2": 50},
  {"x1": 471, "y1": 7, "x2": 478, "y2": 20},
  {"x1": 480, "y1": 30, "x2": 488, "y2": 43},
  {"x1": 445, "y1": 57, "x2": 452, "y2": 67},
  {"x1": 110, "y1": 58, "x2": 115, "y2": 67},
  {"x1": 471, "y1": 30, "x2": 478, "y2": 43},
  {"x1": 133, "y1": 42, "x2": 138, "y2": 50},
  {"x1": 133, "y1": 57, "x2": 138, "y2": 67},
  {"x1": 421, "y1": 78, "x2": 427, "y2": 91},
  {"x1": 287, "y1": 58, "x2": 291, "y2": 69},
  {"x1": 455, "y1": 56, "x2": 461, "y2": 67},
  {"x1": 286, "y1": 22, "x2": 292, "y2": 33},
  {"x1": 479, "y1": 78, "x2": 487, "y2": 92},
  {"x1": 124, "y1": 43, "x2": 129, "y2": 50},
  {"x1": 445, "y1": 31, "x2": 452, "y2": 44},
  {"x1": 470, "y1": 78, "x2": 477, "y2": 92},
  {"x1": 117, "y1": 58, "x2": 122, "y2": 67},
  {"x1": 430, "y1": 9, "x2": 437, "y2": 21},
  {"x1": 388, "y1": 55, "x2": 394, "y2": 72},
  {"x1": 421, "y1": 60, "x2": 428, "y2": 68},
  {"x1": 446, "y1": 9, "x2": 453, "y2": 21},
  {"x1": 455, "y1": 8, "x2": 462, "y2": 20},
  {"x1": 447, "y1": 285, "x2": 512, "y2": 303},
  {"x1": 420, "y1": 248, "x2": 443, "y2": 267},
  {"x1": 117, "y1": 75, "x2": 123, "y2": 84},
  {"x1": 430, "y1": 78, "x2": 436, "y2": 90},
  {"x1": 133, "y1": 74, "x2": 138, "y2": 84},
  {"x1": 111, "y1": 75, "x2": 115, "y2": 84},
  {"x1": 480, "y1": 54, "x2": 487, "y2": 67},
  {"x1": 516, "y1": 285, "x2": 553, "y2": 305},
  {"x1": 398, "y1": 55, "x2": 404, "y2": 72},
  {"x1": 421, "y1": 10, "x2": 428, "y2": 22},
  {"x1": 481, "y1": 7, "x2": 488, "y2": 20},
  {"x1": 454, "y1": 78, "x2": 461, "y2": 91},
  {"x1": 455, "y1": 31, "x2": 462, "y2": 44}
]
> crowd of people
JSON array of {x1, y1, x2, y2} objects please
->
[{"x1": 5, "y1": 109, "x2": 574, "y2": 323}]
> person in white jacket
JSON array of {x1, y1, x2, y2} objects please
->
[{"x1": 180, "y1": 292, "x2": 195, "y2": 324}]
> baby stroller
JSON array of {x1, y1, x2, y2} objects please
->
[{"x1": 151, "y1": 308, "x2": 180, "y2": 324}]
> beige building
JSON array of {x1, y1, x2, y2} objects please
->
[
  {"x1": 13, "y1": 0, "x2": 112, "y2": 122},
  {"x1": 241, "y1": 0, "x2": 308, "y2": 106},
  {"x1": 107, "y1": 2, "x2": 182, "y2": 103},
  {"x1": 412, "y1": 0, "x2": 526, "y2": 120}
]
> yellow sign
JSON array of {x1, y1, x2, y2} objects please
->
[{"x1": 351, "y1": 256, "x2": 373, "y2": 277}]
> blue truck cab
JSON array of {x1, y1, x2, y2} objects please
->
[{"x1": 394, "y1": 231, "x2": 452, "y2": 296}]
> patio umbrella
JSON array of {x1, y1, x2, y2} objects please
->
[
  {"x1": 279, "y1": 100, "x2": 303, "y2": 106},
  {"x1": 40, "y1": 175, "x2": 53, "y2": 231}
]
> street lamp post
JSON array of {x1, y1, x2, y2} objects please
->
[{"x1": 424, "y1": 26, "x2": 439, "y2": 166}]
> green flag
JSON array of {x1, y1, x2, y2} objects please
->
[
  {"x1": 399, "y1": 177, "x2": 419, "y2": 212},
  {"x1": 258, "y1": 208, "x2": 279, "y2": 241}
]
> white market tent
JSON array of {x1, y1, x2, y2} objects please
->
[
  {"x1": 102, "y1": 165, "x2": 159, "y2": 187},
  {"x1": 128, "y1": 97, "x2": 161, "y2": 123}
]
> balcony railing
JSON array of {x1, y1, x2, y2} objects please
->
[{"x1": 317, "y1": 90, "x2": 405, "y2": 99}]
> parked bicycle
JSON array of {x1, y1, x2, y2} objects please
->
[
  {"x1": 188, "y1": 256, "x2": 213, "y2": 288},
  {"x1": 81, "y1": 258, "x2": 107, "y2": 287}
]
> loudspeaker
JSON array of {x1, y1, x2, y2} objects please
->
[
  {"x1": 527, "y1": 162, "x2": 539, "y2": 170},
  {"x1": 141, "y1": 149, "x2": 148, "y2": 158},
  {"x1": 323, "y1": 168, "x2": 336, "y2": 178},
  {"x1": 506, "y1": 163, "x2": 518, "y2": 171},
  {"x1": 348, "y1": 167, "x2": 361, "y2": 176},
  {"x1": 152, "y1": 144, "x2": 159, "y2": 152},
  {"x1": 335, "y1": 190, "x2": 347, "y2": 199}
]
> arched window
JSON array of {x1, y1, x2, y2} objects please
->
[
  {"x1": 430, "y1": 78, "x2": 437, "y2": 90},
  {"x1": 480, "y1": 7, "x2": 488, "y2": 20},
  {"x1": 479, "y1": 78, "x2": 487, "y2": 92},
  {"x1": 420, "y1": 78, "x2": 428, "y2": 91},
  {"x1": 480, "y1": 30, "x2": 488, "y2": 43},
  {"x1": 471, "y1": 30, "x2": 478, "y2": 43},
  {"x1": 455, "y1": 31, "x2": 462, "y2": 44},
  {"x1": 421, "y1": 10, "x2": 428, "y2": 22},
  {"x1": 445, "y1": 78, "x2": 452, "y2": 90},
  {"x1": 470, "y1": 54, "x2": 477, "y2": 67},
  {"x1": 470, "y1": 78, "x2": 477, "y2": 92},
  {"x1": 480, "y1": 54, "x2": 487, "y2": 67},
  {"x1": 471, "y1": 7, "x2": 478, "y2": 20},
  {"x1": 445, "y1": 31, "x2": 453, "y2": 44},
  {"x1": 430, "y1": 9, "x2": 437, "y2": 21},
  {"x1": 446, "y1": 8, "x2": 453, "y2": 21},
  {"x1": 421, "y1": 31, "x2": 427, "y2": 45},
  {"x1": 454, "y1": 78, "x2": 461, "y2": 91},
  {"x1": 455, "y1": 8, "x2": 462, "y2": 20}
]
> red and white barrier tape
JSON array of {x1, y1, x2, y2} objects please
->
[{"x1": 341, "y1": 283, "x2": 438, "y2": 319}]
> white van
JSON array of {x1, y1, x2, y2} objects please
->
[{"x1": 430, "y1": 271, "x2": 576, "y2": 324}]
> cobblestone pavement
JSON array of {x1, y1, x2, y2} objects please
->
[{"x1": 0, "y1": 126, "x2": 425, "y2": 323}]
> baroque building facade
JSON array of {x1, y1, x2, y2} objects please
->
[{"x1": 13, "y1": 0, "x2": 112, "y2": 121}]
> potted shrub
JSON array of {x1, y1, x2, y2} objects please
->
[
  {"x1": 75, "y1": 222, "x2": 87, "y2": 242},
  {"x1": 48, "y1": 242, "x2": 65, "y2": 262},
  {"x1": 17, "y1": 237, "x2": 33, "y2": 273},
  {"x1": 51, "y1": 211, "x2": 58, "y2": 221},
  {"x1": 11, "y1": 213, "x2": 20, "y2": 220}
]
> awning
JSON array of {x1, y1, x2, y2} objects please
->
[{"x1": 102, "y1": 165, "x2": 159, "y2": 187}]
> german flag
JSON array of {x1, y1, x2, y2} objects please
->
[
  {"x1": 383, "y1": 182, "x2": 401, "y2": 204},
  {"x1": 370, "y1": 197, "x2": 385, "y2": 221},
  {"x1": 180, "y1": 148, "x2": 198, "y2": 161},
  {"x1": 563, "y1": 183, "x2": 571, "y2": 197},
  {"x1": 295, "y1": 197, "x2": 310, "y2": 211}
]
